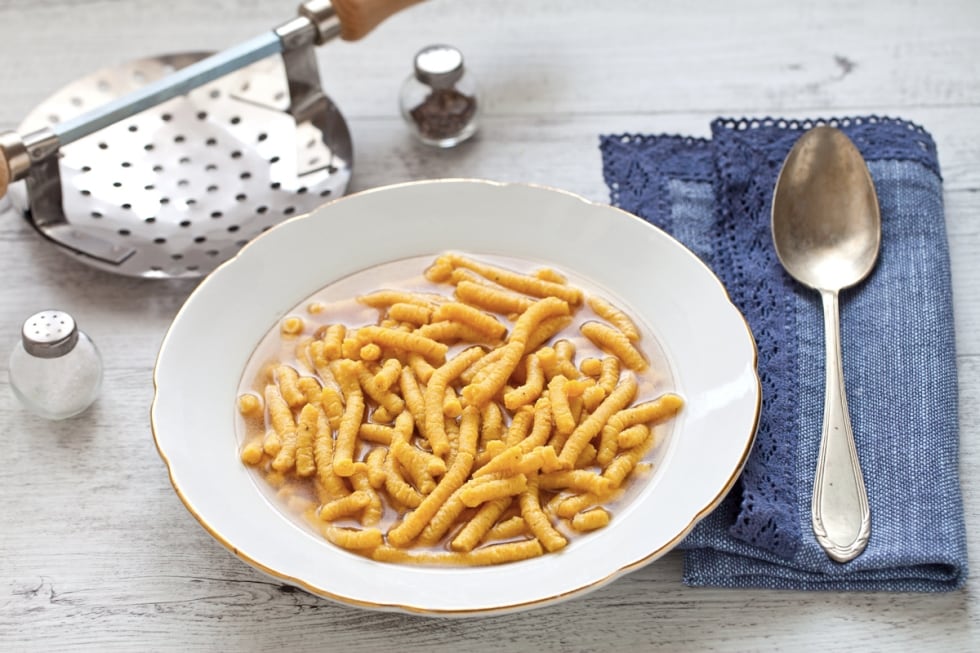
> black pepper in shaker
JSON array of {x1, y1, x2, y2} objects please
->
[{"x1": 399, "y1": 44, "x2": 479, "y2": 147}]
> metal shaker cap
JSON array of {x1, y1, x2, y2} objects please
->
[
  {"x1": 414, "y1": 44, "x2": 465, "y2": 89},
  {"x1": 21, "y1": 310, "x2": 79, "y2": 358}
]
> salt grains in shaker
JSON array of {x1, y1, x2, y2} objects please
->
[
  {"x1": 8, "y1": 310, "x2": 103, "y2": 420},
  {"x1": 399, "y1": 44, "x2": 479, "y2": 147}
]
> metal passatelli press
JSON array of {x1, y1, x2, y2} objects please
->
[{"x1": 0, "y1": 0, "x2": 421, "y2": 278}]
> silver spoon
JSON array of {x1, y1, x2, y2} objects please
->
[{"x1": 771, "y1": 125, "x2": 878, "y2": 563}]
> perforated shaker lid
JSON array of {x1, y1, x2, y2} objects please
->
[
  {"x1": 21, "y1": 310, "x2": 79, "y2": 358},
  {"x1": 414, "y1": 44, "x2": 465, "y2": 89}
]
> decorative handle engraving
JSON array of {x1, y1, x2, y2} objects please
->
[{"x1": 812, "y1": 290, "x2": 871, "y2": 562}]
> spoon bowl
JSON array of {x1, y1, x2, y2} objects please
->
[
  {"x1": 772, "y1": 126, "x2": 881, "y2": 290},
  {"x1": 771, "y1": 125, "x2": 880, "y2": 563}
]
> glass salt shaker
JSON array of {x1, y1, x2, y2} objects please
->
[
  {"x1": 399, "y1": 44, "x2": 479, "y2": 147},
  {"x1": 8, "y1": 310, "x2": 103, "y2": 420}
]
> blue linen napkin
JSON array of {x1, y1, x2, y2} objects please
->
[{"x1": 600, "y1": 116, "x2": 968, "y2": 591}]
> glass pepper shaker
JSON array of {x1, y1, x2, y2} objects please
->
[
  {"x1": 399, "y1": 44, "x2": 479, "y2": 147},
  {"x1": 8, "y1": 310, "x2": 103, "y2": 420}
]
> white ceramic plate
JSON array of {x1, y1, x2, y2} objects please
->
[{"x1": 152, "y1": 179, "x2": 760, "y2": 616}]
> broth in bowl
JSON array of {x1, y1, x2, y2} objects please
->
[{"x1": 235, "y1": 252, "x2": 683, "y2": 565}]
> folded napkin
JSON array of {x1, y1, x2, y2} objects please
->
[{"x1": 600, "y1": 116, "x2": 968, "y2": 591}]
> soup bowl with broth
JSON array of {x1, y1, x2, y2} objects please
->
[{"x1": 153, "y1": 179, "x2": 760, "y2": 615}]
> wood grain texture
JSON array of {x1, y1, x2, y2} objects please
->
[{"x1": 0, "y1": 0, "x2": 977, "y2": 650}]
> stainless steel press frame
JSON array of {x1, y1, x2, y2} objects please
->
[{"x1": 0, "y1": 0, "x2": 412, "y2": 278}]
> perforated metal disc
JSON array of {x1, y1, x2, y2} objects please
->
[{"x1": 11, "y1": 52, "x2": 352, "y2": 278}]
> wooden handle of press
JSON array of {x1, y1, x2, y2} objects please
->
[
  {"x1": 0, "y1": 149, "x2": 9, "y2": 199},
  {"x1": 332, "y1": 0, "x2": 424, "y2": 41},
  {"x1": 0, "y1": 132, "x2": 29, "y2": 199}
]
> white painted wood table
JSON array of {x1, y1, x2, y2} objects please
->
[{"x1": 0, "y1": 0, "x2": 977, "y2": 649}]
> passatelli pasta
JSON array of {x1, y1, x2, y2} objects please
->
[{"x1": 236, "y1": 253, "x2": 683, "y2": 566}]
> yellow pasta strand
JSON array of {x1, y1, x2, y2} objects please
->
[
  {"x1": 355, "y1": 363, "x2": 405, "y2": 416},
  {"x1": 393, "y1": 440, "x2": 447, "y2": 481},
  {"x1": 318, "y1": 491, "x2": 372, "y2": 522},
  {"x1": 443, "y1": 386, "x2": 463, "y2": 418},
  {"x1": 533, "y1": 267, "x2": 567, "y2": 284},
  {"x1": 267, "y1": 384, "x2": 298, "y2": 472},
  {"x1": 553, "y1": 339, "x2": 581, "y2": 377},
  {"x1": 332, "y1": 361, "x2": 365, "y2": 477},
  {"x1": 597, "y1": 393, "x2": 684, "y2": 466},
  {"x1": 276, "y1": 365, "x2": 306, "y2": 408},
  {"x1": 580, "y1": 357, "x2": 602, "y2": 377},
  {"x1": 359, "y1": 290, "x2": 443, "y2": 310},
  {"x1": 392, "y1": 371, "x2": 423, "y2": 444},
  {"x1": 451, "y1": 497, "x2": 513, "y2": 552},
  {"x1": 417, "y1": 320, "x2": 495, "y2": 345},
  {"x1": 557, "y1": 373, "x2": 638, "y2": 469},
  {"x1": 320, "y1": 324, "x2": 346, "y2": 360},
  {"x1": 520, "y1": 396, "x2": 554, "y2": 452},
  {"x1": 538, "y1": 470, "x2": 613, "y2": 497},
  {"x1": 407, "y1": 353, "x2": 436, "y2": 384},
  {"x1": 280, "y1": 315, "x2": 304, "y2": 336},
  {"x1": 388, "y1": 302, "x2": 433, "y2": 326},
  {"x1": 503, "y1": 354, "x2": 545, "y2": 411},
  {"x1": 357, "y1": 325, "x2": 447, "y2": 365},
  {"x1": 370, "y1": 358, "x2": 402, "y2": 393},
  {"x1": 359, "y1": 343, "x2": 382, "y2": 361},
  {"x1": 581, "y1": 321, "x2": 648, "y2": 372},
  {"x1": 371, "y1": 539, "x2": 543, "y2": 566},
  {"x1": 240, "y1": 440, "x2": 264, "y2": 465},
  {"x1": 598, "y1": 356, "x2": 620, "y2": 394},
  {"x1": 525, "y1": 315, "x2": 574, "y2": 353},
  {"x1": 454, "y1": 279, "x2": 535, "y2": 315},
  {"x1": 582, "y1": 384, "x2": 607, "y2": 412},
  {"x1": 320, "y1": 525, "x2": 384, "y2": 550},
  {"x1": 617, "y1": 423, "x2": 652, "y2": 450},
  {"x1": 350, "y1": 468, "x2": 383, "y2": 526},
  {"x1": 262, "y1": 428, "x2": 282, "y2": 457},
  {"x1": 555, "y1": 493, "x2": 601, "y2": 519},
  {"x1": 384, "y1": 413, "x2": 423, "y2": 508},
  {"x1": 503, "y1": 405, "x2": 535, "y2": 447},
  {"x1": 364, "y1": 447, "x2": 389, "y2": 490},
  {"x1": 604, "y1": 425, "x2": 657, "y2": 488},
  {"x1": 444, "y1": 253, "x2": 583, "y2": 305},
  {"x1": 417, "y1": 488, "x2": 468, "y2": 546},
  {"x1": 571, "y1": 507, "x2": 611, "y2": 532},
  {"x1": 548, "y1": 375, "x2": 577, "y2": 435},
  {"x1": 432, "y1": 302, "x2": 508, "y2": 340},
  {"x1": 587, "y1": 295, "x2": 641, "y2": 342},
  {"x1": 483, "y1": 515, "x2": 528, "y2": 542},
  {"x1": 313, "y1": 407, "x2": 348, "y2": 501},
  {"x1": 386, "y1": 406, "x2": 479, "y2": 547},
  {"x1": 473, "y1": 443, "x2": 524, "y2": 477},
  {"x1": 480, "y1": 400, "x2": 504, "y2": 445},
  {"x1": 460, "y1": 474, "x2": 528, "y2": 507},
  {"x1": 516, "y1": 445, "x2": 562, "y2": 475},
  {"x1": 424, "y1": 346, "x2": 486, "y2": 457},
  {"x1": 461, "y1": 346, "x2": 507, "y2": 384},
  {"x1": 519, "y1": 473, "x2": 567, "y2": 552},
  {"x1": 574, "y1": 442, "x2": 599, "y2": 468},
  {"x1": 237, "y1": 393, "x2": 262, "y2": 417},
  {"x1": 317, "y1": 385, "x2": 343, "y2": 431},
  {"x1": 358, "y1": 423, "x2": 395, "y2": 446},
  {"x1": 296, "y1": 376, "x2": 322, "y2": 407},
  {"x1": 294, "y1": 403, "x2": 319, "y2": 477},
  {"x1": 461, "y1": 297, "x2": 570, "y2": 408}
]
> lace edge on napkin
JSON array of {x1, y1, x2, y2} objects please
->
[
  {"x1": 712, "y1": 115, "x2": 941, "y2": 178},
  {"x1": 599, "y1": 129, "x2": 804, "y2": 559}
]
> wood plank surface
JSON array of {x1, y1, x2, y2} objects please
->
[{"x1": 0, "y1": 0, "x2": 977, "y2": 650}]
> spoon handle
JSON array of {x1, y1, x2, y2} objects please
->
[{"x1": 812, "y1": 289, "x2": 871, "y2": 562}]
